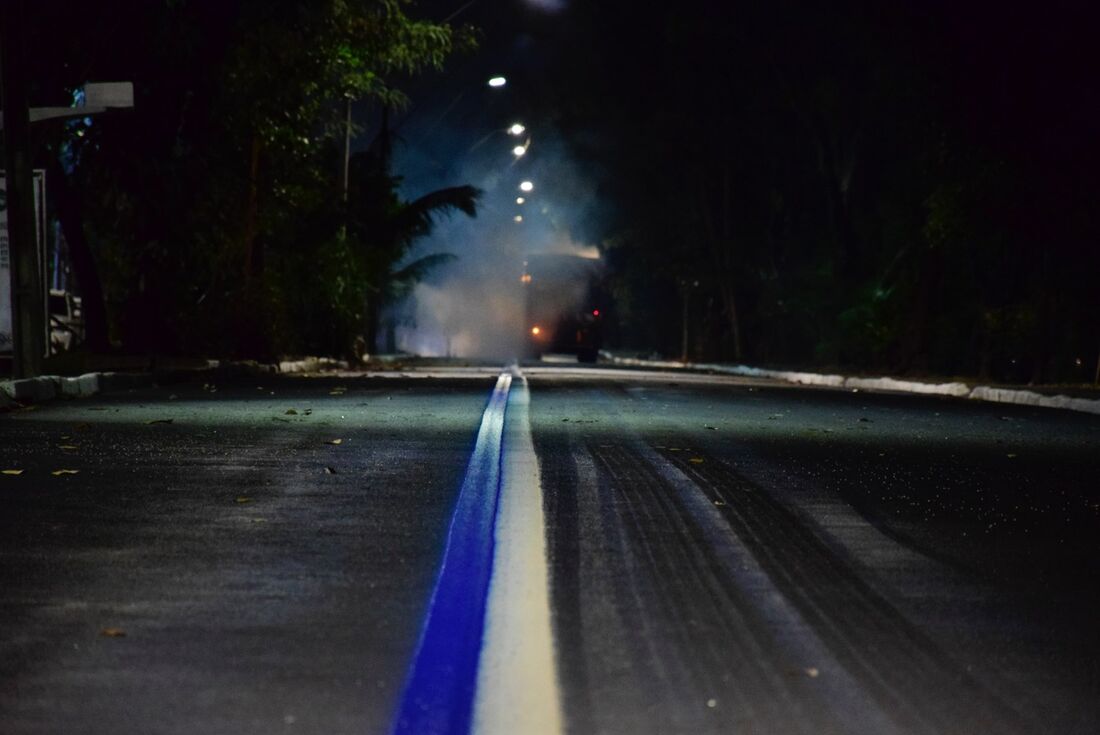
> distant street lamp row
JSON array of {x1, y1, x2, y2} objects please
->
[{"x1": 488, "y1": 76, "x2": 535, "y2": 225}]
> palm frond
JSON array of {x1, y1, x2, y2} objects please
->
[
  {"x1": 389, "y1": 185, "x2": 480, "y2": 243},
  {"x1": 387, "y1": 252, "x2": 458, "y2": 298}
]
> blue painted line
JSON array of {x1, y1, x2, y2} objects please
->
[{"x1": 392, "y1": 373, "x2": 512, "y2": 735}]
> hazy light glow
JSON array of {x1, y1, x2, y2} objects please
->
[
  {"x1": 508, "y1": 123, "x2": 526, "y2": 136},
  {"x1": 514, "y1": 215, "x2": 524, "y2": 223},
  {"x1": 516, "y1": 197, "x2": 525, "y2": 204},
  {"x1": 512, "y1": 145, "x2": 527, "y2": 157},
  {"x1": 526, "y1": 0, "x2": 566, "y2": 11},
  {"x1": 519, "y1": 180, "x2": 534, "y2": 192},
  {"x1": 520, "y1": 273, "x2": 532, "y2": 284},
  {"x1": 488, "y1": 76, "x2": 507, "y2": 88},
  {"x1": 531, "y1": 326, "x2": 542, "y2": 336}
]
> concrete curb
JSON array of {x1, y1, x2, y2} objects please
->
[
  {"x1": 0, "y1": 371, "x2": 156, "y2": 406},
  {"x1": 601, "y1": 354, "x2": 1100, "y2": 416},
  {"x1": 276, "y1": 357, "x2": 349, "y2": 374},
  {"x1": 1, "y1": 355, "x2": 350, "y2": 410}
]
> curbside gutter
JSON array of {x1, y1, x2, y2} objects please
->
[
  {"x1": 601, "y1": 353, "x2": 1100, "y2": 416},
  {"x1": 0, "y1": 356, "x2": 351, "y2": 410}
]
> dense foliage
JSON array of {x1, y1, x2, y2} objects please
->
[
  {"x1": 20, "y1": 0, "x2": 474, "y2": 358},
  {"x1": 538, "y1": 0, "x2": 1099, "y2": 383}
]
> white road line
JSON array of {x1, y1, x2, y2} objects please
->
[{"x1": 472, "y1": 371, "x2": 563, "y2": 735}]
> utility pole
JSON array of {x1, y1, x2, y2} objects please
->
[
  {"x1": 1, "y1": 0, "x2": 46, "y2": 378},
  {"x1": 679, "y1": 277, "x2": 698, "y2": 363},
  {"x1": 342, "y1": 97, "x2": 351, "y2": 202}
]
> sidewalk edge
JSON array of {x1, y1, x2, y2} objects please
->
[{"x1": 600, "y1": 353, "x2": 1100, "y2": 416}]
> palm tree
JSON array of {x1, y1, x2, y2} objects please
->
[{"x1": 345, "y1": 125, "x2": 480, "y2": 353}]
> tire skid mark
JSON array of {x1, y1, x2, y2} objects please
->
[
  {"x1": 536, "y1": 426, "x2": 597, "y2": 734},
  {"x1": 658, "y1": 442, "x2": 1031, "y2": 735},
  {"x1": 593, "y1": 446, "x2": 765, "y2": 716},
  {"x1": 536, "y1": 384, "x2": 699, "y2": 733},
  {"x1": 585, "y1": 439, "x2": 831, "y2": 734},
  {"x1": 592, "y1": 446, "x2": 704, "y2": 730}
]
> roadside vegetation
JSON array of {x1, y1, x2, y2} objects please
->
[
  {"x1": 25, "y1": 0, "x2": 477, "y2": 360},
  {"x1": 538, "y1": 1, "x2": 1099, "y2": 384}
]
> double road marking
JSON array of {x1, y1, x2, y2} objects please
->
[{"x1": 393, "y1": 369, "x2": 562, "y2": 735}]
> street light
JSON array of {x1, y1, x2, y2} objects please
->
[
  {"x1": 516, "y1": 197, "x2": 525, "y2": 204},
  {"x1": 508, "y1": 123, "x2": 526, "y2": 136},
  {"x1": 514, "y1": 215, "x2": 524, "y2": 223},
  {"x1": 512, "y1": 144, "x2": 527, "y2": 158},
  {"x1": 487, "y1": 76, "x2": 507, "y2": 88},
  {"x1": 519, "y1": 180, "x2": 534, "y2": 192}
]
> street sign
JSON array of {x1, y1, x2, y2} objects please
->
[{"x1": 0, "y1": 169, "x2": 46, "y2": 354}]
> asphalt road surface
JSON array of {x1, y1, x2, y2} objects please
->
[{"x1": 1, "y1": 364, "x2": 1097, "y2": 734}]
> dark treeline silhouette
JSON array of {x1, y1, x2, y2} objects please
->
[
  {"x1": 529, "y1": 0, "x2": 1099, "y2": 383},
  {"x1": 10, "y1": 0, "x2": 475, "y2": 360}
]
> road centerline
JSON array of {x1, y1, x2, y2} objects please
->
[
  {"x1": 392, "y1": 368, "x2": 561, "y2": 735},
  {"x1": 473, "y1": 372, "x2": 563, "y2": 735},
  {"x1": 392, "y1": 372, "x2": 511, "y2": 735}
]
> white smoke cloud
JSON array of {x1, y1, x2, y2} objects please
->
[{"x1": 388, "y1": 117, "x2": 602, "y2": 359}]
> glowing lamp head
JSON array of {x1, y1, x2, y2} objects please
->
[
  {"x1": 512, "y1": 145, "x2": 527, "y2": 157},
  {"x1": 487, "y1": 76, "x2": 507, "y2": 88},
  {"x1": 508, "y1": 123, "x2": 526, "y2": 136},
  {"x1": 519, "y1": 180, "x2": 534, "y2": 192},
  {"x1": 531, "y1": 326, "x2": 542, "y2": 336}
]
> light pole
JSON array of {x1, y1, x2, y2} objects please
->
[
  {"x1": 679, "y1": 277, "x2": 699, "y2": 362},
  {"x1": 342, "y1": 97, "x2": 352, "y2": 202}
]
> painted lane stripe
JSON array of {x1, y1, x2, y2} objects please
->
[
  {"x1": 473, "y1": 373, "x2": 562, "y2": 735},
  {"x1": 393, "y1": 372, "x2": 512, "y2": 735}
]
